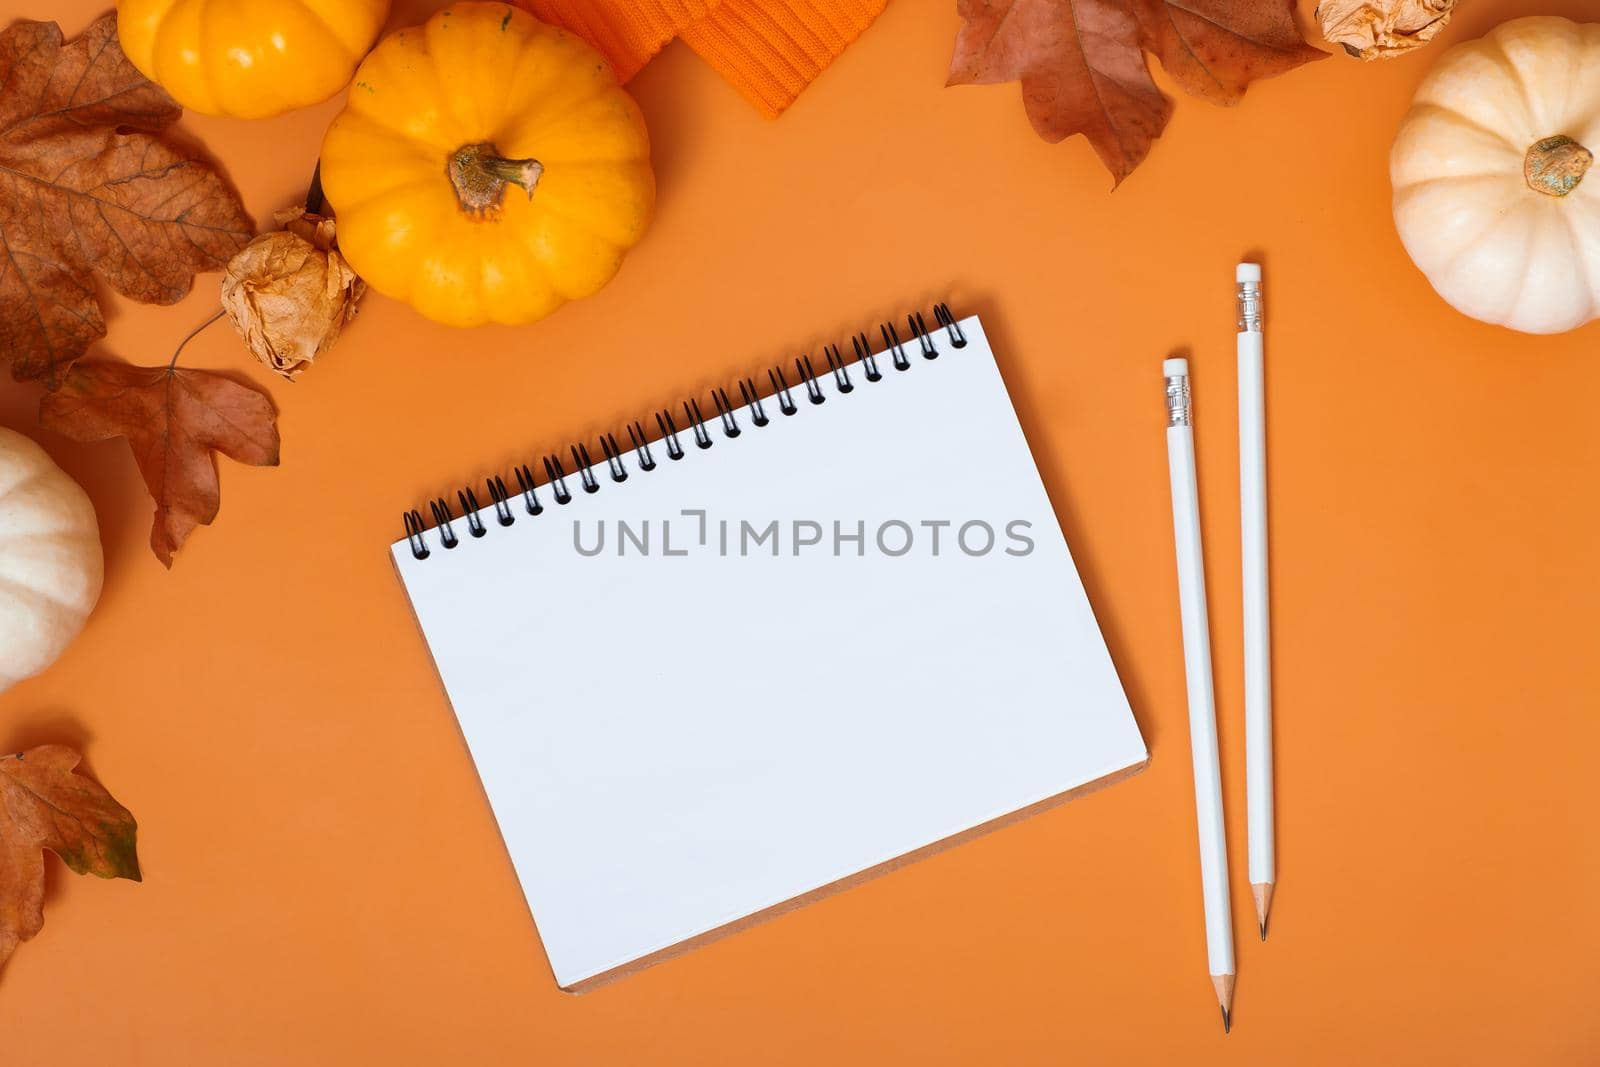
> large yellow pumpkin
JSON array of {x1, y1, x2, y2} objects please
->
[
  {"x1": 116, "y1": 0, "x2": 390, "y2": 119},
  {"x1": 319, "y1": 3, "x2": 655, "y2": 328}
]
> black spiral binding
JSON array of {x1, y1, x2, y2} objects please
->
[{"x1": 400, "y1": 303, "x2": 968, "y2": 560}]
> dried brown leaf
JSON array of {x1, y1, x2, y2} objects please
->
[
  {"x1": 0, "y1": 746, "x2": 140, "y2": 972},
  {"x1": 949, "y1": 0, "x2": 1327, "y2": 184},
  {"x1": 0, "y1": 13, "x2": 253, "y2": 386},
  {"x1": 39, "y1": 360, "x2": 280, "y2": 566}
]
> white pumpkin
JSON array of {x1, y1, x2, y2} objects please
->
[
  {"x1": 1391, "y1": 16, "x2": 1600, "y2": 334},
  {"x1": 0, "y1": 427, "x2": 103, "y2": 692}
]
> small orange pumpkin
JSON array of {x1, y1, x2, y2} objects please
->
[
  {"x1": 117, "y1": 0, "x2": 390, "y2": 119},
  {"x1": 319, "y1": 3, "x2": 656, "y2": 328}
]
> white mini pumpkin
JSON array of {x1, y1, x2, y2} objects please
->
[
  {"x1": 1391, "y1": 16, "x2": 1600, "y2": 334},
  {"x1": 0, "y1": 427, "x2": 103, "y2": 692}
]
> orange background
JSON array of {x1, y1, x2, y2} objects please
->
[{"x1": 4, "y1": 0, "x2": 1599, "y2": 1062}]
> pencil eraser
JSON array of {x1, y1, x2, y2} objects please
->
[
  {"x1": 1163, "y1": 357, "x2": 1188, "y2": 377},
  {"x1": 1236, "y1": 262, "x2": 1262, "y2": 283}
]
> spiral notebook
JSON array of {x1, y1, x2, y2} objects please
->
[{"x1": 392, "y1": 307, "x2": 1147, "y2": 991}]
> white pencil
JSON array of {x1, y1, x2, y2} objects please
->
[
  {"x1": 1163, "y1": 357, "x2": 1236, "y2": 1033},
  {"x1": 1236, "y1": 263, "x2": 1274, "y2": 940}
]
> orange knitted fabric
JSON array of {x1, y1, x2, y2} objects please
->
[{"x1": 517, "y1": 0, "x2": 889, "y2": 117}]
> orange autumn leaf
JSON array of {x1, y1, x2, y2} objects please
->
[
  {"x1": 0, "y1": 746, "x2": 140, "y2": 972},
  {"x1": 0, "y1": 13, "x2": 252, "y2": 386},
  {"x1": 40, "y1": 361, "x2": 281, "y2": 567},
  {"x1": 948, "y1": 0, "x2": 1327, "y2": 185}
]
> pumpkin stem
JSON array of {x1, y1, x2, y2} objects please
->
[
  {"x1": 447, "y1": 142, "x2": 543, "y2": 217},
  {"x1": 1524, "y1": 135, "x2": 1592, "y2": 198}
]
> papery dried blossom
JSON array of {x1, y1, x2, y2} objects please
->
[
  {"x1": 221, "y1": 208, "x2": 365, "y2": 380},
  {"x1": 1317, "y1": 0, "x2": 1454, "y2": 60}
]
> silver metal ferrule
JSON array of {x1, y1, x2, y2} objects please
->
[
  {"x1": 1237, "y1": 279, "x2": 1263, "y2": 333},
  {"x1": 1165, "y1": 371, "x2": 1191, "y2": 427}
]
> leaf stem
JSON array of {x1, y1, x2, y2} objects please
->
[{"x1": 168, "y1": 309, "x2": 226, "y2": 371}]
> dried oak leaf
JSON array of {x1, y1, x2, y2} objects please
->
[
  {"x1": 949, "y1": 0, "x2": 1328, "y2": 185},
  {"x1": 221, "y1": 208, "x2": 366, "y2": 380},
  {"x1": 0, "y1": 746, "x2": 140, "y2": 972},
  {"x1": 0, "y1": 13, "x2": 253, "y2": 387},
  {"x1": 40, "y1": 361, "x2": 280, "y2": 567}
]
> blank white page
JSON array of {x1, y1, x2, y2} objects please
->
[{"x1": 392, "y1": 315, "x2": 1147, "y2": 990}]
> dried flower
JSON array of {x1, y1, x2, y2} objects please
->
[
  {"x1": 1315, "y1": 0, "x2": 1455, "y2": 60},
  {"x1": 221, "y1": 208, "x2": 365, "y2": 380}
]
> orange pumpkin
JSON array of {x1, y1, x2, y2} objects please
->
[
  {"x1": 319, "y1": 3, "x2": 656, "y2": 327},
  {"x1": 116, "y1": 0, "x2": 390, "y2": 119}
]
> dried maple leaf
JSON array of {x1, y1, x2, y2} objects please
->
[
  {"x1": 0, "y1": 13, "x2": 253, "y2": 387},
  {"x1": 0, "y1": 746, "x2": 140, "y2": 972},
  {"x1": 40, "y1": 361, "x2": 281, "y2": 567},
  {"x1": 949, "y1": 0, "x2": 1327, "y2": 185}
]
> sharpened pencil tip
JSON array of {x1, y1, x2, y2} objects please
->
[
  {"x1": 1252, "y1": 882, "x2": 1275, "y2": 941},
  {"x1": 1212, "y1": 973, "x2": 1236, "y2": 1026}
]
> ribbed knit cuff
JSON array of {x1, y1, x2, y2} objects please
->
[
  {"x1": 680, "y1": 0, "x2": 888, "y2": 117},
  {"x1": 519, "y1": 0, "x2": 717, "y2": 81}
]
